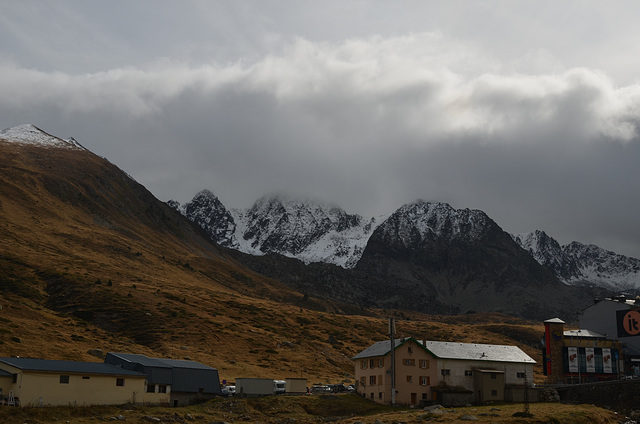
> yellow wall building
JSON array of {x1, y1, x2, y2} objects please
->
[{"x1": 0, "y1": 357, "x2": 147, "y2": 407}]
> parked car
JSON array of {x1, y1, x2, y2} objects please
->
[
  {"x1": 328, "y1": 384, "x2": 346, "y2": 393},
  {"x1": 310, "y1": 385, "x2": 332, "y2": 394},
  {"x1": 221, "y1": 385, "x2": 236, "y2": 396}
]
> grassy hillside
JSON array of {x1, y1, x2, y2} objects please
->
[
  {"x1": 0, "y1": 140, "x2": 548, "y2": 387},
  {"x1": 0, "y1": 395, "x2": 620, "y2": 424}
]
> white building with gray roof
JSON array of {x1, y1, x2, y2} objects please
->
[{"x1": 352, "y1": 337, "x2": 535, "y2": 406}]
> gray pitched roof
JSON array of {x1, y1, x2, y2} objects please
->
[
  {"x1": 351, "y1": 338, "x2": 417, "y2": 360},
  {"x1": 160, "y1": 358, "x2": 216, "y2": 370},
  {"x1": 106, "y1": 353, "x2": 172, "y2": 368},
  {"x1": 423, "y1": 341, "x2": 536, "y2": 364},
  {"x1": 107, "y1": 353, "x2": 217, "y2": 371},
  {"x1": 0, "y1": 357, "x2": 144, "y2": 376},
  {"x1": 352, "y1": 338, "x2": 536, "y2": 364},
  {"x1": 564, "y1": 329, "x2": 607, "y2": 338}
]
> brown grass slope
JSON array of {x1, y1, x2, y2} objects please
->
[{"x1": 0, "y1": 139, "x2": 547, "y2": 386}]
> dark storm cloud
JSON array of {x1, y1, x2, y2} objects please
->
[{"x1": 2, "y1": 3, "x2": 640, "y2": 258}]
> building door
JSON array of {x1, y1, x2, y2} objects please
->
[{"x1": 411, "y1": 393, "x2": 417, "y2": 405}]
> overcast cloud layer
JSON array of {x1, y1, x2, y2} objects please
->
[{"x1": 1, "y1": 1, "x2": 640, "y2": 259}]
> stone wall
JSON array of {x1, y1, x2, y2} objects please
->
[{"x1": 554, "y1": 379, "x2": 640, "y2": 410}]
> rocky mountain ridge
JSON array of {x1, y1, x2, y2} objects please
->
[
  {"x1": 177, "y1": 191, "x2": 640, "y2": 292},
  {"x1": 180, "y1": 189, "x2": 381, "y2": 268},
  {"x1": 513, "y1": 230, "x2": 640, "y2": 291}
]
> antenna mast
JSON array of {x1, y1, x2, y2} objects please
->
[{"x1": 389, "y1": 317, "x2": 396, "y2": 406}]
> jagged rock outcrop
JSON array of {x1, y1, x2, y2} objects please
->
[{"x1": 513, "y1": 230, "x2": 640, "y2": 291}]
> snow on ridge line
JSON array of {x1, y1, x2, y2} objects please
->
[{"x1": 0, "y1": 124, "x2": 85, "y2": 150}]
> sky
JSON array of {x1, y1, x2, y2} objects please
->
[{"x1": 1, "y1": 1, "x2": 640, "y2": 258}]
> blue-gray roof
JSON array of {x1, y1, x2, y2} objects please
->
[
  {"x1": 0, "y1": 357, "x2": 144, "y2": 376},
  {"x1": 0, "y1": 368, "x2": 12, "y2": 377},
  {"x1": 107, "y1": 353, "x2": 217, "y2": 371},
  {"x1": 106, "y1": 353, "x2": 172, "y2": 368},
  {"x1": 160, "y1": 358, "x2": 216, "y2": 370}
]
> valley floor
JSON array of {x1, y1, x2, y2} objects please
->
[{"x1": 0, "y1": 394, "x2": 623, "y2": 424}]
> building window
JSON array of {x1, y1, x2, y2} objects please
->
[
  {"x1": 82, "y1": 376, "x2": 90, "y2": 380},
  {"x1": 370, "y1": 359, "x2": 375, "y2": 369},
  {"x1": 378, "y1": 358, "x2": 384, "y2": 367},
  {"x1": 59, "y1": 375, "x2": 70, "y2": 384},
  {"x1": 361, "y1": 360, "x2": 367, "y2": 369},
  {"x1": 407, "y1": 346, "x2": 413, "y2": 354},
  {"x1": 147, "y1": 384, "x2": 156, "y2": 393},
  {"x1": 360, "y1": 377, "x2": 366, "y2": 386},
  {"x1": 420, "y1": 359, "x2": 429, "y2": 369},
  {"x1": 370, "y1": 392, "x2": 374, "y2": 399},
  {"x1": 490, "y1": 373, "x2": 497, "y2": 380},
  {"x1": 465, "y1": 370, "x2": 473, "y2": 377},
  {"x1": 370, "y1": 375, "x2": 377, "y2": 385},
  {"x1": 116, "y1": 378, "x2": 125, "y2": 387},
  {"x1": 158, "y1": 385, "x2": 167, "y2": 393},
  {"x1": 517, "y1": 372, "x2": 526, "y2": 379},
  {"x1": 441, "y1": 369, "x2": 450, "y2": 376},
  {"x1": 491, "y1": 390, "x2": 498, "y2": 397},
  {"x1": 379, "y1": 392, "x2": 383, "y2": 399},
  {"x1": 403, "y1": 359, "x2": 415, "y2": 366},
  {"x1": 420, "y1": 376, "x2": 430, "y2": 386},
  {"x1": 406, "y1": 375, "x2": 413, "y2": 383},
  {"x1": 12, "y1": 374, "x2": 17, "y2": 383}
]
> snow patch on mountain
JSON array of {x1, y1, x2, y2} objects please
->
[
  {"x1": 180, "y1": 191, "x2": 383, "y2": 268},
  {"x1": 513, "y1": 230, "x2": 640, "y2": 290},
  {"x1": 378, "y1": 200, "x2": 494, "y2": 246},
  {"x1": 0, "y1": 124, "x2": 85, "y2": 150}
]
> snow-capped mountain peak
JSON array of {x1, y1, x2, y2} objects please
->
[
  {"x1": 512, "y1": 230, "x2": 640, "y2": 290},
  {"x1": 178, "y1": 192, "x2": 382, "y2": 268},
  {"x1": 0, "y1": 124, "x2": 86, "y2": 150},
  {"x1": 378, "y1": 200, "x2": 495, "y2": 246},
  {"x1": 182, "y1": 189, "x2": 238, "y2": 249}
]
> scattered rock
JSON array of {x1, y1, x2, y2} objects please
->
[
  {"x1": 460, "y1": 415, "x2": 478, "y2": 421},
  {"x1": 423, "y1": 404, "x2": 443, "y2": 412},
  {"x1": 142, "y1": 416, "x2": 161, "y2": 422}
]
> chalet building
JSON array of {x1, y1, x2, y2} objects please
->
[
  {"x1": 0, "y1": 357, "x2": 146, "y2": 407},
  {"x1": 352, "y1": 337, "x2": 535, "y2": 406},
  {"x1": 105, "y1": 352, "x2": 222, "y2": 406},
  {"x1": 543, "y1": 318, "x2": 624, "y2": 384}
]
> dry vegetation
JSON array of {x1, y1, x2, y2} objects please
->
[
  {"x1": 0, "y1": 141, "x2": 612, "y2": 422},
  {"x1": 0, "y1": 395, "x2": 622, "y2": 424}
]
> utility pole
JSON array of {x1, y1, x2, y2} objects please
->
[{"x1": 389, "y1": 317, "x2": 396, "y2": 406}]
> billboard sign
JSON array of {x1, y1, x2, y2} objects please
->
[
  {"x1": 617, "y1": 309, "x2": 640, "y2": 337},
  {"x1": 568, "y1": 347, "x2": 579, "y2": 373},
  {"x1": 602, "y1": 348, "x2": 612, "y2": 373},
  {"x1": 585, "y1": 347, "x2": 595, "y2": 373}
]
